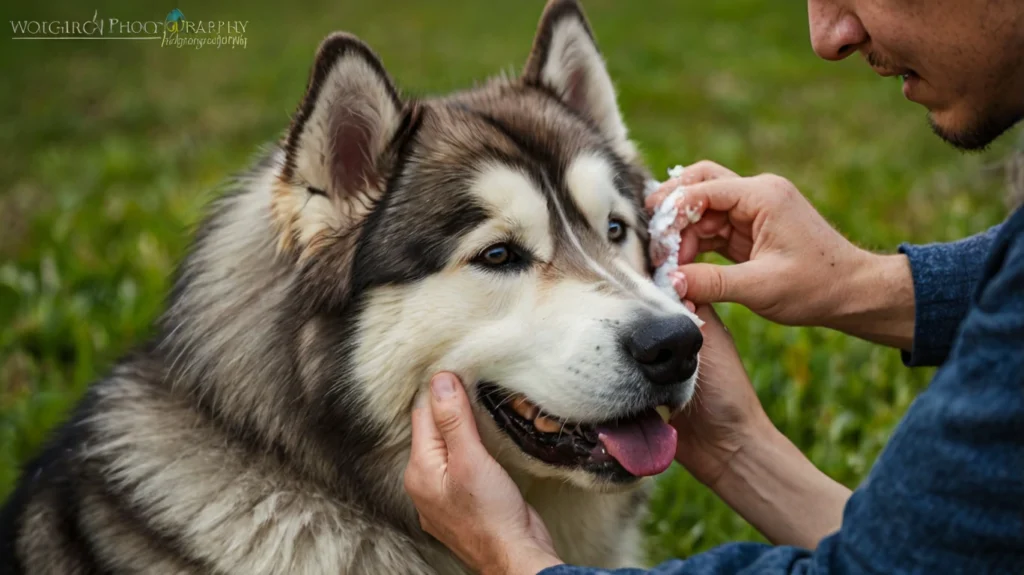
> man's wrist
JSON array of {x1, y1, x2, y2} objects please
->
[
  {"x1": 487, "y1": 546, "x2": 563, "y2": 575},
  {"x1": 712, "y1": 421, "x2": 851, "y2": 549},
  {"x1": 518, "y1": 552, "x2": 563, "y2": 575},
  {"x1": 824, "y1": 249, "x2": 915, "y2": 349}
]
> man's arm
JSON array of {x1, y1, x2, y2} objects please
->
[
  {"x1": 708, "y1": 423, "x2": 851, "y2": 551},
  {"x1": 823, "y1": 251, "x2": 916, "y2": 350},
  {"x1": 648, "y1": 166, "x2": 1001, "y2": 363},
  {"x1": 539, "y1": 214, "x2": 1024, "y2": 575},
  {"x1": 824, "y1": 224, "x2": 1003, "y2": 358}
]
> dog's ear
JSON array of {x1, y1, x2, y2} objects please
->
[
  {"x1": 281, "y1": 32, "x2": 404, "y2": 203},
  {"x1": 274, "y1": 33, "x2": 415, "y2": 310},
  {"x1": 523, "y1": 0, "x2": 636, "y2": 161}
]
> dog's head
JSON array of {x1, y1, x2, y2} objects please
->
[{"x1": 273, "y1": 0, "x2": 702, "y2": 490}]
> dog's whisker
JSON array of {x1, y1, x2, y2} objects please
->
[{"x1": 695, "y1": 356, "x2": 721, "y2": 367}]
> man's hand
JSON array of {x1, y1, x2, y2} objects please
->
[
  {"x1": 404, "y1": 373, "x2": 563, "y2": 575},
  {"x1": 646, "y1": 161, "x2": 915, "y2": 348},
  {"x1": 671, "y1": 305, "x2": 773, "y2": 488},
  {"x1": 672, "y1": 305, "x2": 852, "y2": 549}
]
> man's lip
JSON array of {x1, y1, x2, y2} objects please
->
[{"x1": 872, "y1": 66, "x2": 913, "y2": 78}]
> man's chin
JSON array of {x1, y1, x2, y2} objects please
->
[{"x1": 927, "y1": 108, "x2": 1022, "y2": 152}]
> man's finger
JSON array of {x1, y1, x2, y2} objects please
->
[
  {"x1": 677, "y1": 160, "x2": 740, "y2": 185},
  {"x1": 693, "y1": 304, "x2": 736, "y2": 345},
  {"x1": 694, "y1": 303, "x2": 722, "y2": 326},
  {"x1": 411, "y1": 389, "x2": 445, "y2": 460},
  {"x1": 406, "y1": 390, "x2": 448, "y2": 497},
  {"x1": 644, "y1": 161, "x2": 740, "y2": 211},
  {"x1": 429, "y1": 372, "x2": 489, "y2": 461},
  {"x1": 692, "y1": 210, "x2": 730, "y2": 238},
  {"x1": 676, "y1": 262, "x2": 757, "y2": 305},
  {"x1": 652, "y1": 179, "x2": 772, "y2": 235},
  {"x1": 697, "y1": 237, "x2": 729, "y2": 254},
  {"x1": 678, "y1": 228, "x2": 700, "y2": 266}
]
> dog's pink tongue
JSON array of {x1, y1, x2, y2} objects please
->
[{"x1": 596, "y1": 410, "x2": 677, "y2": 477}]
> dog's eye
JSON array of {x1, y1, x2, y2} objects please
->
[
  {"x1": 482, "y1": 245, "x2": 512, "y2": 265},
  {"x1": 474, "y1": 243, "x2": 525, "y2": 269},
  {"x1": 607, "y1": 218, "x2": 627, "y2": 243}
]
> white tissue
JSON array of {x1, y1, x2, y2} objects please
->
[
  {"x1": 643, "y1": 178, "x2": 661, "y2": 199},
  {"x1": 647, "y1": 165, "x2": 702, "y2": 303}
]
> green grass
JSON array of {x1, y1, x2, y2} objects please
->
[{"x1": 0, "y1": 0, "x2": 1018, "y2": 566}]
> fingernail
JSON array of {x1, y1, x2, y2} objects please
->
[
  {"x1": 669, "y1": 270, "x2": 687, "y2": 295},
  {"x1": 684, "y1": 300, "x2": 696, "y2": 313},
  {"x1": 431, "y1": 373, "x2": 457, "y2": 400}
]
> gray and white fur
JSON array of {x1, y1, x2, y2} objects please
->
[{"x1": 0, "y1": 1, "x2": 703, "y2": 573}]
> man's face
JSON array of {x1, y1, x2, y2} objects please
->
[{"x1": 808, "y1": 0, "x2": 1024, "y2": 151}]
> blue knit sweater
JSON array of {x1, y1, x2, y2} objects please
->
[{"x1": 541, "y1": 206, "x2": 1024, "y2": 575}]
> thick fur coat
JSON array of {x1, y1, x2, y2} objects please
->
[{"x1": 0, "y1": 1, "x2": 702, "y2": 573}]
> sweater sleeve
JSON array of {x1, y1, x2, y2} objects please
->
[{"x1": 896, "y1": 224, "x2": 1002, "y2": 367}]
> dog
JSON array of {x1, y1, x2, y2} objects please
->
[{"x1": 0, "y1": 1, "x2": 703, "y2": 572}]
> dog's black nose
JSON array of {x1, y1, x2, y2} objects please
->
[{"x1": 625, "y1": 315, "x2": 702, "y2": 386}]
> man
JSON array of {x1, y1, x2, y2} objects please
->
[{"x1": 403, "y1": 0, "x2": 1024, "y2": 573}]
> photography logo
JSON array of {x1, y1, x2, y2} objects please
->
[
  {"x1": 9, "y1": 9, "x2": 249, "y2": 49},
  {"x1": 165, "y1": 9, "x2": 186, "y2": 34}
]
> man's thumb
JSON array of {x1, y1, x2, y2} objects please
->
[
  {"x1": 429, "y1": 372, "x2": 484, "y2": 451},
  {"x1": 676, "y1": 262, "x2": 749, "y2": 305}
]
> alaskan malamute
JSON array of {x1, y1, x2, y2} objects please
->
[{"x1": 0, "y1": 1, "x2": 702, "y2": 572}]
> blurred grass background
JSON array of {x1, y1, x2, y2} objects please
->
[{"x1": 0, "y1": 0, "x2": 1018, "y2": 566}]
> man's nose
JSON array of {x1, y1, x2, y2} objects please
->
[{"x1": 808, "y1": 1, "x2": 867, "y2": 61}]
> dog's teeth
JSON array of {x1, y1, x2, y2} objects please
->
[
  {"x1": 533, "y1": 415, "x2": 562, "y2": 434},
  {"x1": 655, "y1": 405, "x2": 672, "y2": 424},
  {"x1": 511, "y1": 396, "x2": 539, "y2": 420}
]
